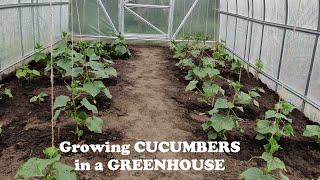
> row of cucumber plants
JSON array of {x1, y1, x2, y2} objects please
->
[
  {"x1": 14, "y1": 33, "x2": 131, "y2": 179},
  {"x1": 171, "y1": 39, "x2": 261, "y2": 141},
  {"x1": 171, "y1": 37, "x2": 320, "y2": 180}
]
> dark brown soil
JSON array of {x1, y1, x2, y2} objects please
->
[{"x1": 0, "y1": 45, "x2": 319, "y2": 180}]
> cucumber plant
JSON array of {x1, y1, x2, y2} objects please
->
[
  {"x1": 33, "y1": 43, "x2": 48, "y2": 63},
  {"x1": 240, "y1": 152, "x2": 288, "y2": 180},
  {"x1": 16, "y1": 64, "x2": 40, "y2": 80},
  {"x1": 111, "y1": 35, "x2": 131, "y2": 58},
  {"x1": 201, "y1": 80, "x2": 261, "y2": 140},
  {"x1": 184, "y1": 57, "x2": 224, "y2": 107},
  {"x1": 255, "y1": 101, "x2": 295, "y2": 154},
  {"x1": 16, "y1": 147, "x2": 76, "y2": 179},
  {"x1": 30, "y1": 91, "x2": 48, "y2": 104},
  {"x1": 303, "y1": 125, "x2": 320, "y2": 144},
  {"x1": 0, "y1": 84, "x2": 13, "y2": 100},
  {"x1": 255, "y1": 59, "x2": 264, "y2": 80},
  {"x1": 53, "y1": 80, "x2": 110, "y2": 140}
]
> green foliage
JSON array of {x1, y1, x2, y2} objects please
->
[
  {"x1": 173, "y1": 40, "x2": 264, "y2": 140},
  {"x1": 53, "y1": 80, "x2": 106, "y2": 140},
  {"x1": 111, "y1": 35, "x2": 131, "y2": 58},
  {"x1": 255, "y1": 58, "x2": 264, "y2": 80},
  {"x1": 30, "y1": 91, "x2": 48, "y2": 104},
  {"x1": 255, "y1": 101, "x2": 295, "y2": 154},
  {"x1": 202, "y1": 113, "x2": 235, "y2": 140},
  {"x1": 33, "y1": 43, "x2": 48, "y2": 62},
  {"x1": 303, "y1": 125, "x2": 320, "y2": 144},
  {"x1": 240, "y1": 167, "x2": 274, "y2": 180},
  {"x1": 16, "y1": 65, "x2": 40, "y2": 80},
  {"x1": 16, "y1": 147, "x2": 76, "y2": 180},
  {"x1": 0, "y1": 84, "x2": 13, "y2": 100},
  {"x1": 240, "y1": 152, "x2": 288, "y2": 180}
]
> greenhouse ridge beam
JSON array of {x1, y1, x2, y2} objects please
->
[{"x1": 0, "y1": 2, "x2": 68, "y2": 10}]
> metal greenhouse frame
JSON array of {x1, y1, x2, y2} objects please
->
[
  {"x1": 72, "y1": 0, "x2": 218, "y2": 42},
  {"x1": 219, "y1": 0, "x2": 320, "y2": 122}
]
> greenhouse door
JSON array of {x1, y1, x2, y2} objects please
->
[{"x1": 119, "y1": 0, "x2": 175, "y2": 40}]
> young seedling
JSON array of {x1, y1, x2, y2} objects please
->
[
  {"x1": 240, "y1": 152, "x2": 288, "y2": 180},
  {"x1": 255, "y1": 101, "x2": 295, "y2": 154},
  {"x1": 16, "y1": 64, "x2": 40, "y2": 81},
  {"x1": 16, "y1": 147, "x2": 76, "y2": 179},
  {"x1": 53, "y1": 80, "x2": 109, "y2": 140},
  {"x1": 303, "y1": 125, "x2": 320, "y2": 144},
  {"x1": 185, "y1": 57, "x2": 224, "y2": 107},
  {"x1": 111, "y1": 35, "x2": 131, "y2": 58},
  {"x1": 33, "y1": 43, "x2": 48, "y2": 62},
  {"x1": 255, "y1": 59, "x2": 264, "y2": 80},
  {"x1": 0, "y1": 84, "x2": 13, "y2": 100},
  {"x1": 30, "y1": 91, "x2": 48, "y2": 104}
]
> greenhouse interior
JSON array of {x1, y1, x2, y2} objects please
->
[{"x1": 0, "y1": 0, "x2": 319, "y2": 179}]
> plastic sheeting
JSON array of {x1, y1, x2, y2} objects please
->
[
  {"x1": 71, "y1": 0, "x2": 219, "y2": 40},
  {"x1": 219, "y1": 0, "x2": 320, "y2": 123},
  {"x1": 0, "y1": 0, "x2": 69, "y2": 73}
]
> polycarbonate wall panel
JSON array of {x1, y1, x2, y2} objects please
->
[
  {"x1": 265, "y1": 0, "x2": 286, "y2": 24},
  {"x1": 226, "y1": 16, "x2": 236, "y2": 49},
  {"x1": 0, "y1": 8, "x2": 22, "y2": 71},
  {"x1": 173, "y1": 0, "x2": 219, "y2": 40},
  {"x1": 219, "y1": 14, "x2": 227, "y2": 43},
  {"x1": 287, "y1": 0, "x2": 318, "y2": 30},
  {"x1": 234, "y1": 18, "x2": 247, "y2": 59},
  {"x1": 71, "y1": 0, "x2": 118, "y2": 36},
  {"x1": 0, "y1": 1, "x2": 69, "y2": 73},
  {"x1": 219, "y1": 0, "x2": 320, "y2": 123},
  {"x1": 248, "y1": 23, "x2": 262, "y2": 63}
]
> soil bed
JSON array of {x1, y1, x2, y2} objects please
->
[{"x1": 0, "y1": 45, "x2": 319, "y2": 179}]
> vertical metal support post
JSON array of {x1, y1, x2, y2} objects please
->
[
  {"x1": 18, "y1": 0, "x2": 24, "y2": 56},
  {"x1": 247, "y1": 0, "x2": 254, "y2": 62},
  {"x1": 213, "y1": 0, "x2": 216, "y2": 40},
  {"x1": 60, "y1": 0, "x2": 62, "y2": 36},
  {"x1": 31, "y1": 0, "x2": 36, "y2": 48},
  {"x1": 258, "y1": 0, "x2": 266, "y2": 60},
  {"x1": 118, "y1": 0, "x2": 125, "y2": 35},
  {"x1": 276, "y1": 0, "x2": 289, "y2": 91},
  {"x1": 37, "y1": 0, "x2": 40, "y2": 43},
  {"x1": 224, "y1": 0, "x2": 229, "y2": 45},
  {"x1": 243, "y1": 0, "x2": 250, "y2": 59},
  {"x1": 167, "y1": 0, "x2": 175, "y2": 40},
  {"x1": 302, "y1": 0, "x2": 320, "y2": 111},
  {"x1": 232, "y1": 0, "x2": 238, "y2": 58}
]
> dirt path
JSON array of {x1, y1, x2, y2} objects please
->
[{"x1": 106, "y1": 46, "x2": 208, "y2": 179}]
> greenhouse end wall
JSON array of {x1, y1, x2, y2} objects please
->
[
  {"x1": 0, "y1": 0, "x2": 69, "y2": 76},
  {"x1": 70, "y1": 0, "x2": 219, "y2": 41},
  {"x1": 219, "y1": 0, "x2": 320, "y2": 123}
]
